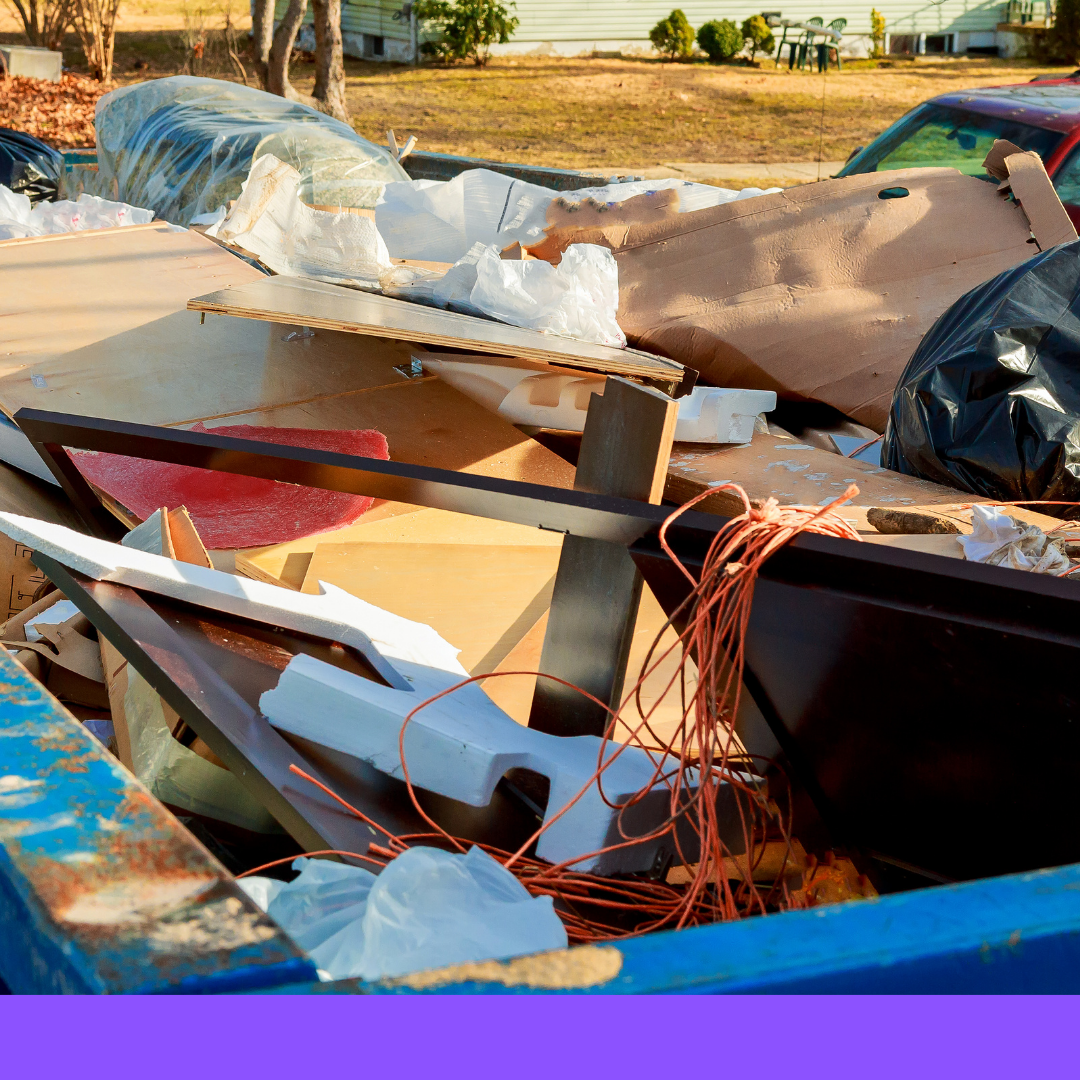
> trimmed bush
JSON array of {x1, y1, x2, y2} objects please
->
[
  {"x1": 741, "y1": 15, "x2": 775, "y2": 62},
  {"x1": 697, "y1": 18, "x2": 743, "y2": 63},
  {"x1": 650, "y1": 9, "x2": 695, "y2": 61}
]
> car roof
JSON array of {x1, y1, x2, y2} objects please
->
[{"x1": 931, "y1": 80, "x2": 1080, "y2": 133}]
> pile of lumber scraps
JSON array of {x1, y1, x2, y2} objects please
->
[{"x1": 0, "y1": 75, "x2": 105, "y2": 149}]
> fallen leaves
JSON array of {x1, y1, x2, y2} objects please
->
[{"x1": 0, "y1": 74, "x2": 110, "y2": 149}]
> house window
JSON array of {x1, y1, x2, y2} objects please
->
[{"x1": 363, "y1": 34, "x2": 385, "y2": 57}]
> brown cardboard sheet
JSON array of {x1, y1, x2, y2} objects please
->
[{"x1": 548, "y1": 168, "x2": 1053, "y2": 432}]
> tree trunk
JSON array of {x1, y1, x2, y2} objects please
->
[
  {"x1": 267, "y1": 0, "x2": 307, "y2": 99},
  {"x1": 311, "y1": 0, "x2": 348, "y2": 121},
  {"x1": 250, "y1": 0, "x2": 275, "y2": 90}
]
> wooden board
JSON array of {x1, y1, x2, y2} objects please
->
[
  {"x1": 300, "y1": 542, "x2": 562, "y2": 675},
  {"x1": 665, "y1": 433, "x2": 988, "y2": 519},
  {"x1": 187, "y1": 275, "x2": 686, "y2": 387},
  {"x1": 0, "y1": 223, "x2": 423, "y2": 425},
  {"x1": 238, "y1": 504, "x2": 566, "y2": 589}
]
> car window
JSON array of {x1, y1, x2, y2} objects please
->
[
  {"x1": 1053, "y1": 144, "x2": 1080, "y2": 205},
  {"x1": 841, "y1": 104, "x2": 1065, "y2": 177}
]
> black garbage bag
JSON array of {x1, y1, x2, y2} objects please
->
[
  {"x1": 0, "y1": 127, "x2": 62, "y2": 205},
  {"x1": 884, "y1": 240, "x2": 1080, "y2": 502}
]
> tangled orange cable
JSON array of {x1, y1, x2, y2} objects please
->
[{"x1": 241, "y1": 483, "x2": 862, "y2": 942}]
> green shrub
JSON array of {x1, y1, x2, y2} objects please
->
[
  {"x1": 869, "y1": 8, "x2": 886, "y2": 59},
  {"x1": 650, "y1": 9, "x2": 695, "y2": 61},
  {"x1": 697, "y1": 18, "x2": 743, "y2": 62},
  {"x1": 414, "y1": 0, "x2": 519, "y2": 66},
  {"x1": 741, "y1": 15, "x2": 775, "y2": 61}
]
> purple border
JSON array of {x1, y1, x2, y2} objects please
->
[{"x1": 0, "y1": 995, "x2": 1073, "y2": 1077}]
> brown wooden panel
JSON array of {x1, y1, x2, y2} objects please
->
[{"x1": 187, "y1": 275, "x2": 685, "y2": 385}]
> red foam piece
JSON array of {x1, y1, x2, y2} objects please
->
[{"x1": 74, "y1": 423, "x2": 390, "y2": 549}]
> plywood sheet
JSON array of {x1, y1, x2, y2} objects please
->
[
  {"x1": 187, "y1": 274, "x2": 685, "y2": 386},
  {"x1": 300, "y1": 541, "x2": 562, "y2": 674},
  {"x1": 665, "y1": 433, "x2": 981, "y2": 518},
  {"x1": 0, "y1": 222, "x2": 421, "y2": 425}
]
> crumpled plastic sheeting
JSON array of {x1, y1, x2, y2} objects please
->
[
  {"x1": 94, "y1": 76, "x2": 409, "y2": 227},
  {"x1": 886, "y1": 241, "x2": 1080, "y2": 502},
  {"x1": 0, "y1": 183, "x2": 154, "y2": 240},
  {"x1": 384, "y1": 240, "x2": 625, "y2": 346},
  {"x1": 958, "y1": 504, "x2": 1072, "y2": 574},
  {"x1": 472, "y1": 242, "x2": 626, "y2": 346},
  {"x1": 210, "y1": 154, "x2": 391, "y2": 288},
  {"x1": 238, "y1": 845, "x2": 567, "y2": 982},
  {"x1": 375, "y1": 167, "x2": 780, "y2": 264}
]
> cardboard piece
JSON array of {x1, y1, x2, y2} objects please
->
[
  {"x1": 575, "y1": 168, "x2": 1055, "y2": 431},
  {"x1": 998, "y1": 149, "x2": 1078, "y2": 250}
]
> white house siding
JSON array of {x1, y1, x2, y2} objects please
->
[{"x1": 274, "y1": 0, "x2": 1011, "y2": 61}]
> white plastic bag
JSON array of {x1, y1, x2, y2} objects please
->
[
  {"x1": 0, "y1": 185, "x2": 153, "y2": 240},
  {"x1": 470, "y1": 243, "x2": 625, "y2": 346},
  {"x1": 214, "y1": 154, "x2": 392, "y2": 289},
  {"x1": 240, "y1": 845, "x2": 566, "y2": 982},
  {"x1": 238, "y1": 857, "x2": 377, "y2": 981},
  {"x1": 376, "y1": 168, "x2": 782, "y2": 265},
  {"x1": 958, "y1": 504, "x2": 1072, "y2": 574},
  {"x1": 357, "y1": 845, "x2": 567, "y2": 981}
]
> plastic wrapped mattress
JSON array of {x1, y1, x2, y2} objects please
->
[{"x1": 94, "y1": 76, "x2": 409, "y2": 226}]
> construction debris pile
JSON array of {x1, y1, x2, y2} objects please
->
[{"x1": 4, "y1": 75, "x2": 1080, "y2": 986}]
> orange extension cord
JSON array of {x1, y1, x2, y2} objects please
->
[{"x1": 240, "y1": 483, "x2": 862, "y2": 942}]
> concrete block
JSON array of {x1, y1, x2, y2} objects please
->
[{"x1": 0, "y1": 45, "x2": 62, "y2": 82}]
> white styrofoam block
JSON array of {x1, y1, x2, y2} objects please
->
[
  {"x1": 422, "y1": 358, "x2": 775, "y2": 443},
  {"x1": 0, "y1": 513, "x2": 468, "y2": 690},
  {"x1": 260, "y1": 650, "x2": 726, "y2": 875}
]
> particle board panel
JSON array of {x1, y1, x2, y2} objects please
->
[
  {"x1": 199, "y1": 377, "x2": 578, "y2": 485},
  {"x1": 299, "y1": 541, "x2": 563, "y2": 675},
  {"x1": 235, "y1": 504, "x2": 565, "y2": 588},
  {"x1": 225, "y1": 381, "x2": 575, "y2": 577},
  {"x1": 0, "y1": 223, "x2": 419, "y2": 425},
  {"x1": 479, "y1": 583, "x2": 725, "y2": 752},
  {"x1": 664, "y1": 433, "x2": 980, "y2": 518},
  {"x1": 187, "y1": 275, "x2": 686, "y2": 386}
]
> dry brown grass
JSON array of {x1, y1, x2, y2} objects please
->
[
  {"x1": 330, "y1": 54, "x2": 1077, "y2": 170},
  {"x1": 1, "y1": 19, "x2": 1074, "y2": 169}
]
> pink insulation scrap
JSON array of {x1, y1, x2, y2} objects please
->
[{"x1": 73, "y1": 422, "x2": 390, "y2": 549}]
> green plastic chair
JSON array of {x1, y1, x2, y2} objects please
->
[
  {"x1": 796, "y1": 18, "x2": 825, "y2": 70},
  {"x1": 815, "y1": 18, "x2": 847, "y2": 71}
]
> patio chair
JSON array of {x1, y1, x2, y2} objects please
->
[
  {"x1": 816, "y1": 18, "x2": 847, "y2": 71},
  {"x1": 795, "y1": 18, "x2": 824, "y2": 70},
  {"x1": 777, "y1": 17, "x2": 823, "y2": 69}
]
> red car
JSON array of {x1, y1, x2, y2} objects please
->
[{"x1": 838, "y1": 72, "x2": 1080, "y2": 228}]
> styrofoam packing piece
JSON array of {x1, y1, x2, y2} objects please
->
[
  {"x1": 375, "y1": 168, "x2": 782, "y2": 264},
  {"x1": 0, "y1": 513, "x2": 465, "y2": 690},
  {"x1": 260, "y1": 649, "x2": 738, "y2": 875},
  {"x1": 211, "y1": 154, "x2": 392, "y2": 289},
  {"x1": 0, "y1": 184, "x2": 154, "y2": 241},
  {"x1": 423, "y1": 357, "x2": 776, "y2": 443}
]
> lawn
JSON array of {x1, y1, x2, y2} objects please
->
[{"x1": 1, "y1": 16, "x2": 1075, "y2": 173}]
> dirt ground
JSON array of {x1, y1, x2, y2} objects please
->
[{"x1": 1, "y1": 14, "x2": 1075, "y2": 166}]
